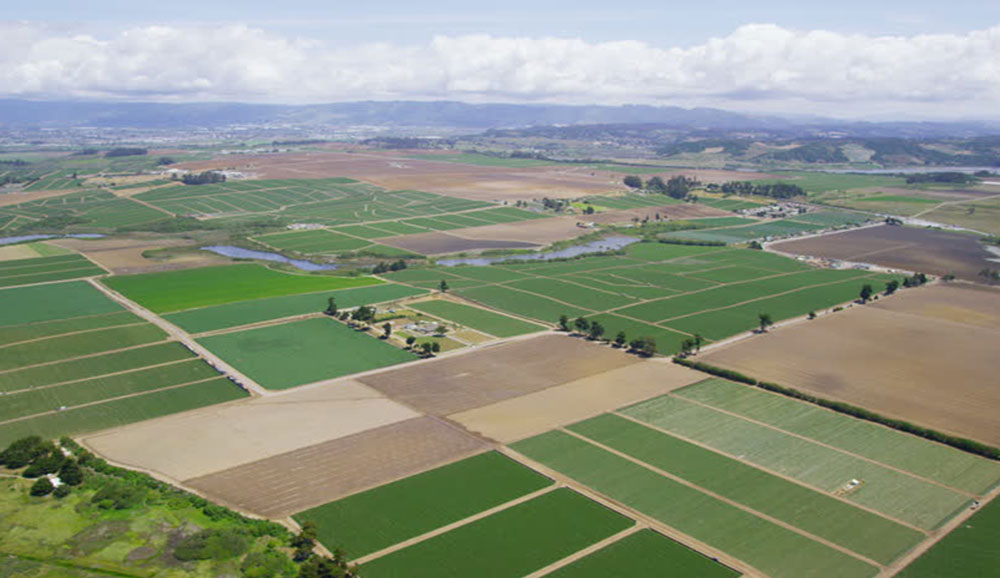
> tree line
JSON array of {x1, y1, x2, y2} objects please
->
[
  {"x1": 181, "y1": 171, "x2": 227, "y2": 185},
  {"x1": 710, "y1": 181, "x2": 806, "y2": 199},
  {"x1": 623, "y1": 175, "x2": 700, "y2": 199}
]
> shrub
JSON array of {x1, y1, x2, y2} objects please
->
[
  {"x1": 53, "y1": 485, "x2": 71, "y2": 498},
  {"x1": 30, "y1": 478, "x2": 54, "y2": 497},
  {"x1": 174, "y1": 528, "x2": 251, "y2": 561},
  {"x1": 241, "y1": 549, "x2": 297, "y2": 578},
  {"x1": 23, "y1": 453, "x2": 65, "y2": 478},
  {"x1": 1, "y1": 436, "x2": 52, "y2": 469},
  {"x1": 91, "y1": 479, "x2": 146, "y2": 510}
]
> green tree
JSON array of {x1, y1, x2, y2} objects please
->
[
  {"x1": 291, "y1": 522, "x2": 317, "y2": 562},
  {"x1": 573, "y1": 317, "x2": 590, "y2": 334},
  {"x1": 558, "y1": 314, "x2": 569, "y2": 331},
  {"x1": 680, "y1": 338, "x2": 695, "y2": 356},
  {"x1": 325, "y1": 297, "x2": 337, "y2": 316},
  {"x1": 58, "y1": 459, "x2": 83, "y2": 486},
  {"x1": 758, "y1": 312, "x2": 773, "y2": 332},
  {"x1": 623, "y1": 175, "x2": 643, "y2": 188},
  {"x1": 30, "y1": 477, "x2": 54, "y2": 497},
  {"x1": 884, "y1": 279, "x2": 900, "y2": 295},
  {"x1": 420, "y1": 342, "x2": 433, "y2": 356},
  {"x1": 439, "y1": 280, "x2": 449, "y2": 293},
  {"x1": 405, "y1": 336, "x2": 417, "y2": 349},
  {"x1": 693, "y1": 334, "x2": 703, "y2": 353},
  {"x1": 431, "y1": 341, "x2": 441, "y2": 353},
  {"x1": 859, "y1": 284, "x2": 874, "y2": 303},
  {"x1": 614, "y1": 331, "x2": 627, "y2": 348},
  {"x1": 588, "y1": 321, "x2": 605, "y2": 341},
  {"x1": 628, "y1": 338, "x2": 645, "y2": 352},
  {"x1": 381, "y1": 323, "x2": 392, "y2": 339},
  {"x1": 646, "y1": 176, "x2": 667, "y2": 194},
  {"x1": 641, "y1": 337, "x2": 657, "y2": 357}
]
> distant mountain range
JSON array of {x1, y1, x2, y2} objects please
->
[{"x1": 1, "y1": 99, "x2": 999, "y2": 138}]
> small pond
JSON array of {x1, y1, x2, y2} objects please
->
[
  {"x1": 201, "y1": 245, "x2": 339, "y2": 271},
  {"x1": 437, "y1": 236, "x2": 640, "y2": 266}
]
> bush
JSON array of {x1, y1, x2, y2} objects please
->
[
  {"x1": 23, "y1": 453, "x2": 65, "y2": 478},
  {"x1": 174, "y1": 528, "x2": 251, "y2": 561},
  {"x1": 658, "y1": 238, "x2": 726, "y2": 247},
  {"x1": 59, "y1": 459, "x2": 84, "y2": 486},
  {"x1": 91, "y1": 479, "x2": 146, "y2": 510},
  {"x1": 1, "y1": 436, "x2": 52, "y2": 469},
  {"x1": 53, "y1": 485, "x2": 71, "y2": 498},
  {"x1": 241, "y1": 549, "x2": 297, "y2": 578},
  {"x1": 30, "y1": 478, "x2": 54, "y2": 497}
]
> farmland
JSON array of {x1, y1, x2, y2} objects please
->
[
  {"x1": 0, "y1": 253, "x2": 105, "y2": 288},
  {"x1": 772, "y1": 224, "x2": 1000, "y2": 282},
  {"x1": 381, "y1": 242, "x2": 899, "y2": 354},
  {"x1": 700, "y1": 283, "x2": 1000, "y2": 446},
  {"x1": 103, "y1": 263, "x2": 381, "y2": 313},
  {"x1": 197, "y1": 317, "x2": 416, "y2": 390},
  {"x1": 898, "y1": 498, "x2": 1000, "y2": 578},
  {"x1": 0, "y1": 280, "x2": 248, "y2": 446},
  {"x1": 0, "y1": 189, "x2": 168, "y2": 231}
]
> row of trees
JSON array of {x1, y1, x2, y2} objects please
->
[
  {"x1": 623, "y1": 175, "x2": 700, "y2": 199},
  {"x1": 557, "y1": 315, "x2": 657, "y2": 356},
  {"x1": 181, "y1": 171, "x2": 226, "y2": 185},
  {"x1": 371, "y1": 260, "x2": 408, "y2": 274},
  {"x1": 713, "y1": 181, "x2": 806, "y2": 199}
]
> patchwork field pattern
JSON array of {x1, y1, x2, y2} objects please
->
[
  {"x1": 0, "y1": 253, "x2": 105, "y2": 288},
  {"x1": 406, "y1": 299, "x2": 545, "y2": 338},
  {"x1": 383, "y1": 242, "x2": 898, "y2": 354},
  {"x1": 0, "y1": 189, "x2": 167, "y2": 230},
  {"x1": 0, "y1": 281, "x2": 248, "y2": 446}
]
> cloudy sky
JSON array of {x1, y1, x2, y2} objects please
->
[{"x1": 4, "y1": 0, "x2": 1000, "y2": 119}]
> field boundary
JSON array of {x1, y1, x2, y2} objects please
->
[{"x1": 672, "y1": 358, "x2": 1000, "y2": 461}]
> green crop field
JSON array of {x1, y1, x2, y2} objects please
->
[
  {"x1": 792, "y1": 210, "x2": 872, "y2": 227},
  {"x1": 359, "y1": 488, "x2": 632, "y2": 578},
  {"x1": 0, "y1": 342, "x2": 193, "y2": 393},
  {"x1": 0, "y1": 378, "x2": 247, "y2": 447},
  {"x1": 675, "y1": 380, "x2": 1000, "y2": 495},
  {"x1": 0, "y1": 311, "x2": 140, "y2": 346},
  {"x1": 103, "y1": 264, "x2": 380, "y2": 313},
  {"x1": 897, "y1": 498, "x2": 1000, "y2": 578},
  {"x1": 165, "y1": 283, "x2": 428, "y2": 334},
  {"x1": 255, "y1": 229, "x2": 373, "y2": 253},
  {"x1": 197, "y1": 317, "x2": 415, "y2": 390},
  {"x1": 0, "y1": 189, "x2": 167, "y2": 231},
  {"x1": 0, "y1": 323, "x2": 166, "y2": 371},
  {"x1": 0, "y1": 254, "x2": 104, "y2": 288},
  {"x1": 513, "y1": 431, "x2": 879, "y2": 578},
  {"x1": 570, "y1": 414, "x2": 923, "y2": 564},
  {"x1": 379, "y1": 242, "x2": 896, "y2": 354},
  {"x1": 622, "y1": 395, "x2": 970, "y2": 529},
  {"x1": 0, "y1": 281, "x2": 122, "y2": 326},
  {"x1": 296, "y1": 451, "x2": 552, "y2": 557},
  {"x1": 663, "y1": 219, "x2": 826, "y2": 244},
  {"x1": 407, "y1": 300, "x2": 545, "y2": 338},
  {"x1": 546, "y1": 529, "x2": 740, "y2": 578},
  {"x1": 767, "y1": 171, "x2": 908, "y2": 193}
]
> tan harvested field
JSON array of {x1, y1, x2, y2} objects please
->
[
  {"x1": 450, "y1": 360, "x2": 703, "y2": 443},
  {"x1": 82, "y1": 380, "x2": 419, "y2": 481},
  {"x1": 0, "y1": 243, "x2": 46, "y2": 261},
  {"x1": 0, "y1": 188, "x2": 83, "y2": 207},
  {"x1": 701, "y1": 283, "x2": 1000, "y2": 445},
  {"x1": 178, "y1": 151, "x2": 620, "y2": 201},
  {"x1": 51, "y1": 236, "x2": 226, "y2": 273},
  {"x1": 772, "y1": 224, "x2": 1000, "y2": 282},
  {"x1": 184, "y1": 417, "x2": 487, "y2": 517},
  {"x1": 357, "y1": 334, "x2": 639, "y2": 415},
  {"x1": 381, "y1": 216, "x2": 589, "y2": 254}
]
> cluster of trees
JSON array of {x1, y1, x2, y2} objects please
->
[
  {"x1": 371, "y1": 260, "x2": 408, "y2": 274},
  {"x1": 902, "y1": 272, "x2": 928, "y2": 287},
  {"x1": 541, "y1": 197, "x2": 569, "y2": 212},
  {"x1": 0, "y1": 159, "x2": 29, "y2": 166},
  {"x1": 623, "y1": 175, "x2": 700, "y2": 199},
  {"x1": 1, "y1": 436, "x2": 84, "y2": 497},
  {"x1": 904, "y1": 172, "x2": 978, "y2": 185},
  {"x1": 979, "y1": 269, "x2": 1000, "y2": 282},
  {"x1": 182, "y1": 171, "x2": 227, "y2": 185},
  {"x1": 104, "y1": 147, "x2": 148, "y2": 158},
  {"x1": 558, "y1": 315, "x2": 657, "y2": 356},
  {"x1": 714, "y1": 181, "x2": 805, "y2": 199},
  {"x1": 404, "y1": 336, "x2": 441, "y2": 356}
]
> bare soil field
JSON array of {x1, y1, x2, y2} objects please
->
[
  {"x1": 50, "y1": 236, "x2": 226, "y2": 274},
  {"x1": 588, "y1": 203, "x2": 732, "y2": 224},
  {"x1": 701, "y1": 283, "x2": 1000, "y2": 445},
  {"x1": 178, "y1": 151, "x2": 620, "y2": 201},
  {"x1": 850, "y1": 187, "x2": 989, "y2": 200},
  {"x1": 449, "y1": 360, "x2": 703, "y2": 443},
  {"x1": 82, "y1": 380, "x2": 419, "y2": 481},
  {"x1": 0, "y1": 188, "x2": 81, "y2": 207},
  {"x1": 382, "y1": 216, "x2": 590, "y2": 254},
  {"x1": 772, "y1": 225, "x2": 1000, "y2": 282},
  {"x1": 184, "y1": 417, "x2": 487, "y2": 517},
  {"x1": 0, "y1": 244, "x2": 45, "y2": 261},
  {"x1": 357, "y1": 334, "x2": 639, "y2": 416}
]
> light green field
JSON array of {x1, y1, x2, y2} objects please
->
[
  {"x1": 0, "y1": 378, "x2": 247, "y2": 447},
  {"x1": 0, "y1": 281, "x2": 123, "y2": 326},
  {"x1": 164, "y1": 283, "x2": 428, "y2": 334},
  {"x1": 197, "y1": 317, "x2": 415, "y2": 390},
  {"x1": 254, "y1": 229, "x2": 373, "y2": 254},
  {"x1": 897, "y1": 498, "x2": 1000, "y2": 578},
  {"x1": 0, "y1": 342, "x2": 193, "y2": 393},
  {"x1": 513, "y1": 431, "x2": 879, "y2": 578},
  {"x1": 103, "y1": 264, "x2": 380, "y2": 313},
  {"x1": 0, "y1": 311, "x2": 141, "y2": 346},
  {"x1": 675, "y1": 380, "x2": 1000, "y2": 495},
  {"x1": 295, "y1": 451, "x2": 552, "y2": 558},
  {"x1": 460, "y1": 284, "x2": 590, "y2": 322},
  {"x1": 407, "y1": 300, "x2": 544, "y2": 338},
  {"x1": 359, "y1": 488, "x2": 633, "y2": 578},
  {"x1": 546, "y1": 529, "x2": 740, "y2": 578},
  {"x1": 0, "y1": 254, "x2": 104, "y2": 288},
  {"x1": 570, "y1": 414, "x2": 923, "y2": 564},
  {"x1": 623, "y1": 395, "x2": 970, "y2": 529}
]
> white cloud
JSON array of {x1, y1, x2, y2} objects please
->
[{"x1": 1, "y1": 21, "x2": 999, "y2": 118}]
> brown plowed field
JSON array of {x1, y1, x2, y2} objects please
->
[
  {"x1": 51, "y1": 236, "x2": 225, "y2": 274},
  {"x1": 449, "y1": 360, "x2": 703, "y2": 443},
  {"x1": 184, "y1": 417, "x2": 487, "y2": 517},
  {"x1": 772, "y1": 224, "x2": 1000, "y2": 282},
  {"x1": 701, "y1": 283, "x2": 1000, "y2": 445},
  {"x1": 357, "y1": 334, "x2": 639, "y2": 415}
]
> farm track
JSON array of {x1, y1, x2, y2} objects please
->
[{"x1": 87, "y1": 279, "x2": 271, "y2": 397}]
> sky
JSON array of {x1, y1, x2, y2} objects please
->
[{"x1": 3, "y1": 0, "x2": 1000, "y2": 119}]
